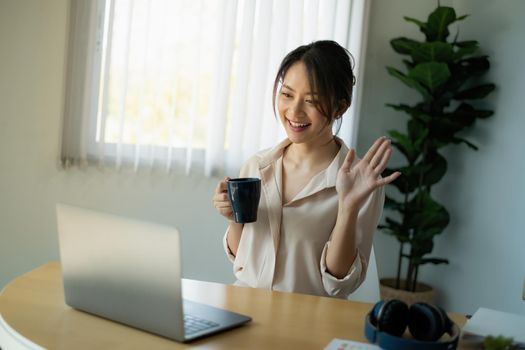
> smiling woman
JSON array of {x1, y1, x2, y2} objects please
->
[
  {"x1": 61, "y1": 0, "x2": 371, "y2": 176},
  {"x1": 212, "y1": 40, "x2": 401, "y2": 299}
]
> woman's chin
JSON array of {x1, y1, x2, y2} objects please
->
[{"x1": 285, "y1": 132, "x2": 307, "y2": 144}]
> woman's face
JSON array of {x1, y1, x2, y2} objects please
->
[{"x1": 277, "y1": 61, "x2": 334, "y2": 147}]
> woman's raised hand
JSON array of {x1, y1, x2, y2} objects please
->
[
  {"x1": 212, "y1": 177, "x2": 234, "y2": 221},
  {"x1": 336, "y1": 137, "x2": 401, "y2": 211}
]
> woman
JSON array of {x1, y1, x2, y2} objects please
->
[{"x1": 212, "y1": 40, "x2": 400, "y2": 299}]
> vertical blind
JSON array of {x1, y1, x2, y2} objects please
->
[{"x1": 61, "y1": 0, "x2": 372, "y2": 177}]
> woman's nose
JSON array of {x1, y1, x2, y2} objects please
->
[{"x1": 288, "y1": 100, "x2": 305, "y2": 117}]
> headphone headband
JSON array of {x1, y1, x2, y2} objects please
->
[{"x1": 365, "y1": 312, "x2": 460, "y2": 350}]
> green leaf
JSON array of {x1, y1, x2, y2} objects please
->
[
  {"x1": 428, "y1": 109, "x2": 483, "y2": 146},
  {"x1": 404, "y1": 16, "x2": 427, "y2": 31},
  {"x1": 408, "y1": 62, "x2": 451, "y2": 92},
  {"x1": 385, "y1": 217, "x2": 403, "y2": 229},
  {"x1": 484, "y1": 335, "x2": 515, "y2": 350},
  {"x1": 459, "y1": 56, "x2": 490, "y2": 76},
  {"x1": 391, "y1": 37, "x2": 421, "y2": 55},
  {"x1": 474, "y1": 110, "x2": 494, "y2": 119},
  {"x1": 422, "y1": 152, "x2": 447, "y2": 186},
  {"x1": 455, "y1": 83, "x2": 495, "y2": 99},
  {"x1": 455, "y1": 40, "x2": 478, "y2": 48},
  {"x1": 426, "y1": 6, "x2": 456, "y2": 41},
  {"x1": 453, "y1": 45, "x2": 479, "y2": 60},
  {"x1": 402, "y1": 59, "x2": 416, "y2": 71},
  {"x1": 386, "y1": 161, "x2": 438, "y2": 194},
  {"x1": 411, "y1": 42, "x2": 454, "y2": 63},
  {"x1": 410, "y1": 238, "x2": 434, "y2": 258},
  {"x1": 419, "y1": 257, "x2": 449, "y2": 265},
  {"x1": 385, "y1": 166, "x2": 418, "y2": 194},
  {"x1": 385, "y1": 195, "x2": 404, "y2": 212},
  {"x1": 405, "y1": 191, "x2": 450, "y2": 236},
  {"x1": 407, "y1": 119, "x2": 428, "y2": 151},
  {"x1": 456, "y1": 14, "x2": 469, "y2": 21},
  {"x1": 452, "y1": 137, "x2": 479, "y2": 150},
  {"x1": 388, "y1": 130, "x2": 419, "y2": 163},
  {"x1": 429, "y1": 118, "x2": 462, "y2": 141},
  {"x1": 451, "y1": 103, "x2": 493, "y2": 126},
  {"x1": 379, "y1": 216, "x2": 409, "y2": 242},
  {"x1": 446, "y1": 57, "x2": 491, "y2": 93},
  {"x1": 453, "y1": 40, "x2": 479, "y2": 60},
  {"x1": 448, "y1": 103, "x2": 477, "y2": 127},
  {"x1": 392, "y1": 152, "x2": 446, "y2": 188},
  {"x1": 387, "y1": 66, "x2": 432, "y2": 100},
  {"x1": 386, "y1": 104, "x2": 431, "y2": 123},
  {"x1": 386, "y1": 103, "x2": 419, "y2": 115}
]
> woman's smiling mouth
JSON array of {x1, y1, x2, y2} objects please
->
[{"x1": 287, "y1": 118, "x2": 311, "y2": 131}]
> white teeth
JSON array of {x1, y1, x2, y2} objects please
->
[{"x1": 289, "y1": 120, "x2": 310, "y2": 128}]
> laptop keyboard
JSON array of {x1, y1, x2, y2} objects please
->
[{"x1": 184, "y1": 314, "x2": 219, "y2": 335}]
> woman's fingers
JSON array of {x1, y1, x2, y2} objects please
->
[
  {"x1": 213, "y1": 198, "x2": 231, "y2": 209},
  {"x1": 362, "y1": 136, "x2": 386, "y2": 164},
  {"x1": 214, "y1": 195, "x2": 231, "y2": 206},
  {"x1": 219, "y1": 208, "x2": 233, "y2": 218},
  {"x1": 213, "y1": 177, "x2": 234, "y2": 220},
  {"x1": 215, "y1": 205, "x2": 232, "y2": 213},
  {"x1": 215, "y1": 177, "x2": 231, "y2": 194},
  {"x1": 213, "y1": 178, "x2": 232, "y2": 208},
  {"x1": 213, "y1": 199, "x2": 230, "y2": 207},
  {"x1": 379, "y1": 171, "x2": 402, "y2": 186},
  {"x1": 369, "y1": 138, "x2": 391, "y2": 169},
  {"x1": 215, "y1": 181, "x2": 223, "y2": 194},
  {"x1": 340, "y1": 149, "x2": 356, "y2": 172},
  {"x1": 373, "y1": 147, "x2": 392, "y2": 174},
  {"x1": 214, "y1": 192, "x2": 229, "y2": 201}
]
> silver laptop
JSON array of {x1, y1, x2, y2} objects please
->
[{"x1": 56, "y1": 203, "x2": 251, "y2": 342}]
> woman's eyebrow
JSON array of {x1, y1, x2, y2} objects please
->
[
  {"x1": 282, "y1": 84, "x2": 295, "y2": 92},
  {"x1": 282, "y1": 84, "x2": 317, "y2": 96}
]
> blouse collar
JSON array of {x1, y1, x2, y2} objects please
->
[{"x1": 258, "y1": 136, "x2": 350, "y2": 203}]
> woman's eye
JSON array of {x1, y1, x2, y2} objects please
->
[
  {"x1": 305, "y1": 99, "x2": 315, "y2": 104},
  {"x1": 281, "y1": 92, "x2": 292, "y2": 98}
]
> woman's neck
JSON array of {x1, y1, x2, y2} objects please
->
[{"x1": 284, "y1": 137, "x2": 340, "y2": 169}]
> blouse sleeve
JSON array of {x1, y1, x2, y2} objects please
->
[
  {"x1": 222, "y1": 227, "x2": 236, "y2": 263},
  {"x1": 320, "y1": 186, "x2": 385, "y2": 298}
]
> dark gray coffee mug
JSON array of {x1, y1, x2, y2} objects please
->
[{"x1": 227, "y1": 178, "x2": 261, "y2": 223}]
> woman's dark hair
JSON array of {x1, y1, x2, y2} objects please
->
[{"x1": 272, "y1": 40, "x2": 356, "y2": 133}]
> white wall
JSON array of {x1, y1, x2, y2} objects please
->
[
  {"x1": 359, "y1": 0, "x2": 525, "y2": 315},
  {"x1": 0, "y1": 0, "x2": 234, "y2": 288},
  {"x1": 1, "y1": 0, "x2": 524, "y2": 317}
]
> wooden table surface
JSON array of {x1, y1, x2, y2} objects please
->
[{"x1": 0, "y1": 262, "x2": 467, "y2": 349}]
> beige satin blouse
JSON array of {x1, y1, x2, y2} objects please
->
[{"x1": 223, "y1": 137, "x2": 385, "y2": 299}]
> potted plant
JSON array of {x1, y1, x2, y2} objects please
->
[{"x1": 378, "y1": 5, "x2": 495, "y2": 304}]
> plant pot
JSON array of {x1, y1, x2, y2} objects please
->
[{"x1": 379, "y1": 278, "x2": 435, "y2": 305}]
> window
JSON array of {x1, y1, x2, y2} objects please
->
[{"x1": 61, "y1": 0, "x2": 370, "y2": 176}]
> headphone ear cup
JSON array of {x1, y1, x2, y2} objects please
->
[
  {"x1": 408, "y1": 303, "x2": 446, "y2": 341},
  {"x1": 437, "y1": 306, "x2": 454, "y2": 329},
  {"x1": 370, "y1": 300, "x2": 385, "y2": 325},
  {"x1": 376, "y1": 299, "x2": 409, "y2": 337}
]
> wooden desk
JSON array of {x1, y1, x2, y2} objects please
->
[{"x1": 0, "y1": 262, "x2": 466, "y2": 349}]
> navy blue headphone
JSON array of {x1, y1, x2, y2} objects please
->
[{"x1": 364, "y1": 299, "x2": 460, "y2": 350}]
